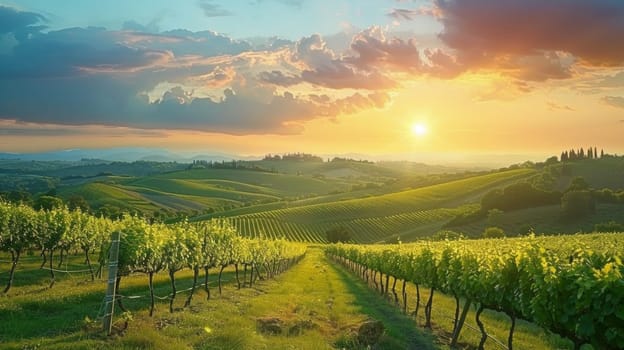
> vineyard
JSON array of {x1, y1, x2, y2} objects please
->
[
  {"x1": 325, "y1": 233, "x2": 624, "y2": 350},
  {"x1": 218, "y1": 169, "x2": 534, "y2": 243},
  {"x1": 227, "y1": 208, "x2": 462, "y2": 243},
  {"x1": 0, "y1": 201, "x2": 306, "y2": 319}
]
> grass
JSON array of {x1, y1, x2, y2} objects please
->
[
  {"x1": 155, "y1": 168, "x2": 356, "y2": 197},
  {"x1": 58, "y1": 182, "x2": 160, "y2": 213},
  {"x1": 0, "y1": 249, "x2": 437, "y2": 350}
]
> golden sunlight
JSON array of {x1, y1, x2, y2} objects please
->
[{"x1": 411, "y1": 122, "x2": 428, "y2": 136}]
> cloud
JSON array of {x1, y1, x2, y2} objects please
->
[
  {"x1": 349, "y1": 26, "x2": 422, "y2": 72},
  {"x1": 0, "y1": 120, "x2": 166, "y2": 137},
  {"x1": 387, "y1": 8, "x2": 421, "y2": 21},
  {"x1": 0, "y1": 7, "x2": 393, "y2": 135},
  {"x1": 291, "y1": 31, "x2": 418, "y2": 90},
  {"x1": 0, "y1": 5, "x2": 45, "y2": 38},
  {"x1": 602, "y1": 96, "x2": 624, "y2": 109},
  {"x1": 258, "y1": 70, "x2": 302, "y2": 87},
  {"x1": 593, "y1": 71, "x2": 624, "y2": 88},
  {"x1": 252, "y1": 0, "x2": 305, "y2": 8},
  {"x1": 198, "y1": 1, "x2": 232, "y2": 17},
  {"x1": 290, "y1": 33, "x2": 397, "y2": 90},
  {"x1": 547, "y1": 101, "x2": 575, "y2": 112},
  {"x1": 435, "y1": 0, "x2": 624, "y2": 67},
  {"x1": 0, "y1": 73, "x2": 390, "y2": 135},
  {"x1": 0, "y1": 26, "x2": 174, "y2": 78},
  {"x1": 122, "y1": 18, "x2": 162, "y2": 33},
  {"x1": 387, "y1": 6, "x2": 443, "y2": 21},
  {"x1": 122, "y1": 29, "x2": 252, "y2": 57}
]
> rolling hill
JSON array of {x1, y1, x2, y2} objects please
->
[{"x1": 207, "y1": 168, "x2": 535, "y2": 243}]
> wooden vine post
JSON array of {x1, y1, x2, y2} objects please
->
[{"x1": 103, "y1": 231, "x2": 121, "y2": 335}]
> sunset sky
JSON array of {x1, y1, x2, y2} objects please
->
[{"x1": 1, "y1": 0, "x2": 623, "y2": 160}]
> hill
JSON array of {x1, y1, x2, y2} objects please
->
[{"x1": 209, "y1": 169, "x2": 535, "y2": 243}]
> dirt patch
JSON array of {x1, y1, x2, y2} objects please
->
[
  {"x1": 288, "y1": 319, "x2": 318, "y2": 336},
  {"x1": 357, "y1": 319, "x2": 385, "y2": 346},
  {"x1": 256, "y1": 317, "x2": 283, "y2": 335},
  {"x1": 257, "y1": 316, "x2": 318, "y2": 337}
]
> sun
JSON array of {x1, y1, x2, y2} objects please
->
[{"x1": 411, "y1": 123, "x2": 428, "y2": 136}]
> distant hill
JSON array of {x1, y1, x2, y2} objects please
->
[
  {"x1": 201, "y1": 169, "x2": 535, "y2": 243},
  {"x1": 448, "y1": 156, "x2": 624, "y2": 237}
]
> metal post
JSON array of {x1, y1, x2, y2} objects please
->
[{"x1": 103, "y1": 231, "x2": 120, "y2": 335}]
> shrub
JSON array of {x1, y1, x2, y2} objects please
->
[
  {"x1": 431, "y1": 230, "x2": 464, "y2": 241},
  {"x1": 326, "y1": 226, "x2": 352, "y2": 243},
  {"x1": 482, "y1": 226, "x2": 505, "y2": 238},
  {"x1": 594, "y1": 221, "x2": 624, "y2": 233}
]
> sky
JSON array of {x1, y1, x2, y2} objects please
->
[{"x1": 0, "y1": 0, "x2": 623, "y2": 160}]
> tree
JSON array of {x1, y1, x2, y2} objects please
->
[
  {"x1": 67, "y1": 195, "x2": 90, "y2": 212},
  {"x1": 482, "y1": 227, "x2": 505, "y2": 238},
  {"x1": 487, "y1": 209, "x2": 504, "y2": 227},
  {"x1": 4, "y1": 190, "x2": 32, "y2": 205},
  {"x1": 566, "y1": 176, "x2": 590, "y2": 192},
  {"x1": 326, "y1": 226, "x2": 352, "y2": 243},
  {"x1": 33, "y1": 195, "x2": 64, "y2": 211},
  {"x1": 561, "y1": 190, "x2": 595, "y2": 219},
  {"x1": 594, "y1": 221, "x2": 624, "y2": 233}
]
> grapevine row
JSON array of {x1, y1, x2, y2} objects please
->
[
  {"x1": 0, "y1": 201, "x2": 306, "y2": 319},
  {"x1": 229, "y1": 208, "x2": 459, "y2": 243},
  {"x1": 325, "y1": 234, "x2": 624, "y2": 349}
]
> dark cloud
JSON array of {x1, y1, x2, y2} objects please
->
[
  {"x1": 258, "y1": 70, "x2": 302, "y2": 87},
  {"x1": 198, "y1": 1, "x2": 232, "y2": 17},
  {"x1": 435, "y1": 0, "x2": 624, "y2": 67},
  {"x1": 387, "y1": 8, "x2": 420, "y2": 21},
  {"x1": 293, "y1": 33, "x2": 398, "y2": 90},
  {"x1": 0, "y1": 27, "x2": 173, "y2": 78},
  {"x1": 503, "y1": 53, "x2": 573, "y2": 82},
  {"x1": 423, "y1": 48, "x2": 462, "y2": 78},
  {"x1": 349, "y1": 27, "x2": 422, "y2": 72},
  {"x1": 0, "y1": 7, "x2": 392, "y2": 135},
  {"x1": 0, "y1": 5, "x2": 46, "y2": 39},
  {"x1": 301, "y1": 64, "x2": 397, "y2": 90},
  {"x1": 0, "y1": 73, "x2": 387, "y2": 135},
  {"x1": 603, "y1": 96, "x2": 624, "y2": 109},
  {"x1": 124, "y1": 29, "x2": 251, "y2": 57},
  {"x1": 0, "y1": 121, "x2": 166, "y2": 137}
]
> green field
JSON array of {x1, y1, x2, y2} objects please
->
[{"x1": 215, "y1": 169, "x2": 534, "y2": 242}]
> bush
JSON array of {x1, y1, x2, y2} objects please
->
[
  {"x1": 326, "y1": 226, "x2": 352, "y2": 243},
  {"x1": 482, "y1": 226, "x2": 505, "y2": 238},
  {"x1": 561, "y1": 190, "x2": 595, "y2": 219},
  {"x1": 431, "y1": 230, "x2": 464, "y2": 241},
  {"x1": 594, "y1": 221, "x2": 624, "y2": 233},
  {"x1": 481, "y1": 182, "x2": 561, "y2": 212},
  {"x1": 443, "y1": 209, "x2": 486, "y2": 228}
]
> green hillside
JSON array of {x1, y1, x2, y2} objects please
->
[
  {"x1": 556, "y1": 157, "x2": 624, "y2": 190},
  {"x1": 213, "y1": 168, "x2": 535, "y2": 243},
  {"x1": 450, "y1": 203, "x2": 624, "y2": 237},
  {"x1": 58, "y1": 182, "x2": 160, "y2": 213},
  {"x1": 56, "y1": 166, "x2": 374, "y2": 217}
]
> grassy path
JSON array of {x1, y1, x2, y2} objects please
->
[{"x1": 1, "y1": 249, "x2": 437, "y2": 350}]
